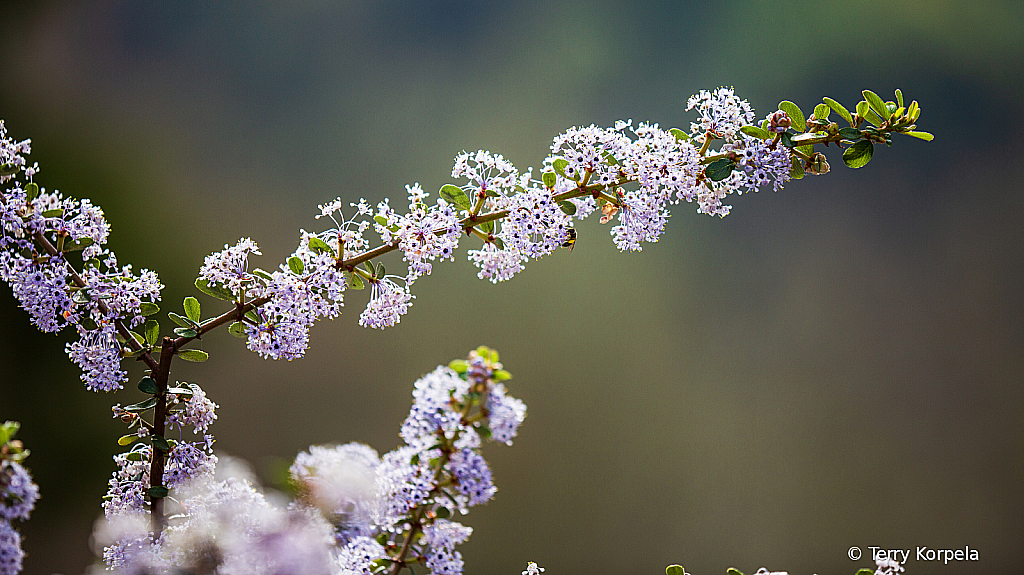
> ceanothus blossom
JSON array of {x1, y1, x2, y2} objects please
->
[
  {"x1": 0, "y1": 520, "x2": 24, "y2": 575},
  {"x1": 500, "y1": 186, "x2": 572, "y2": 259},
  {"x1": 422, "y1": 520, "x2": 473, "y2": 575},
  {"x1": 451, "y1": 150, "x2": 520, "y2": 198},
  {"x1": 66, "y1": 321, "x2": 127, "y2": 392},
  {"x1": 336, "y1": 536, "x2": 386, "y2": 574},
  {"x1": 290, "y1": 443, "x2": 380, "y2": 542},
  {"x1": 400, "y1": 366, "x2": 471, "y2": 446},
  {"x1": 686, "y1": 86, "x2": 755, "y2": 143},
  {"x1": 466, "y1": 242, "x2": 526, "y2": 283},
  {"x1": 372, "y1": 445, "x2": 436, "y2": 530},
  {"x1": 447, "y1": 448, "x2": 495, "y2": 509},
  {"x1": 198, "y1": 237, "x2": 262, "y2": 295},
  {"x1": 486, "y1": 383, "x2": 527, "y2": 445},
  {"x1": 358, "y1": 275, "x2": 413, "y2": 329},
  {"x1": 0, "y1": 462, "x2": 38, "y2": 523},
  {"x1": 386, "y1": 184, "x2": 461, "y2": 281}
]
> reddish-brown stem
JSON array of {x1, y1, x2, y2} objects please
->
[{"x1": 149, "y1": 336, "x2": 175, "y2": 533}]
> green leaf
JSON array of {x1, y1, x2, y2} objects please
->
[
  {"x1": 796, "y1": 144, "x2": 814, "y2": 158},
  {"x1": 726, "y1": 569, "x2": 744, "y2": 575},
  {"x1": 168, "y1": 312, "x2": 191, "y2": 328},
  {"x1": 778, "y1": 100, "x2": 805, "y2": 131},
  {"x1": 137, "y1": 376, "x2": 158, "y2": 394},
  {"x1": 812, "y1": 103, "x2": 830, "y2": 122},
  {"x1": 448, "y1": 359, "x2": 469, "y2": 373},
  {"x1": 63, "y1": 237, "x2": 94, "y2": 252},
  {"x1": 823, "y1": 97, "x2": 853, "y2": 125},
  {"x1": 739, "y1": 125, "x2": 769, "y2": 139},
  {"x1": 558, "y1": 200, "x2": 577, "y2": 216},
  {"x1": 779, "y1": 132, "x2": 795, "y2": 148},
  {"x1": 669, "y1": 127, "x2": 690, "y2": 142},
  {"x1": 666, "y1": 566, "x2": 686, "y2": 575},
  {"x1": 855, "y1": 570, "x2": 875, "y2": 575},
  {"x1": 194, "y1": 279, "x2": 236, "y2": 301},
  {"x1": 704, "y1": 158, "x2": 735, "y2": 182},
  {"x1": 140, "y1": 302, "x2": 160, "y2": 316},
  {"x1": 183, "y1": 297, "x2": 201, "y2": 322},
  {"x1": 125, "y1": 451, "x2": 144, "y2": 462},
  {"x1": 492, "y1": 236, "x2": 505, "y2": 250},
  {"x1": 552, "y1": 158, "x2": 570, "y2": 179},
  {"x1": 142, "y1": 319, "x2": 160, "y2": 345},
  {"x1": 118, "y1": 434, "x2": 139, "y2": 446},
  {"x1": 789, "y1": 154, "x2": 804, "y2": 180},
  {"x1": 376, "y1": 262, "x2": 386, "y2": 278},
  {"x1": 902, "y1": 131, "x2": 934, "y2": 141},
  {"x1": 173, "y1": 327, "x2": 198, "y2": 338},
  {"x1": 228, "y1": 322, "x2": 246, "y2": 339},
  {"x1": 862, "y1": 90, "x2": 888, "y2": 121},
  {"x1": 439, "y1": 184, "x2": 472, "y2": 210},
  {"x1": 307, "y1": 237, "x2": 332, "y2": 258},
  {"x1": 41, "y1": 209, "x2": 64, "y2": 218},
  {"x1": 895, "y1": 88, "x2": 904, "y2": 109},
  {"x1": 178, "y1": 349, "x2": 209, "y2": 362},
  {"x1": 127, "y1": 331, "x2": 145, "y2": 345},
  {"x1": 287, "y1": 256, "x2": 305, "y2": 275},
  {"x1": 493, "y1": 369, "x2": 512, "y2": 381},
  {"x1": 479, "y1": 220, "x2": 494, "y2": 234},
  {"x1": 838, "y1": 127, "x2": 863, "y2": 141},
  {"x1": 347, "y1": 272, "x2": 364, "y2": 290},
  {"x1": 541, "y1": 171, "x2": 557, "y2": 189},
  {"x1": 253, "y1": 268, "x2": 274, "y2": 281},
  {"x1": 148, "y1": 485, "x2": 169, "y2": 498},
  {"x1": 125, "y1": 397, "x2": 159, "y2": 413},
  {"x1": 842, "y1": 140, "x2": 873, "y2": 168},
  {"x1": 167, "y1": 386, "x2": 194, "y2": 396}
]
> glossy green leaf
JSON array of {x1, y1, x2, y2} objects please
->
[
  {"x1": 166, "y1": 386, "x2": 194, "y2": 396},
  {"x1": 137, "y1": 376, "x2": 158, "y2": 394},
  {"x1": 778, "y1": 101, "x2": 805, "y2": 131},
  {"x1": 895, "y1": 88, "x2": 904, "y2": 108},
  {"x1": 862, "y1": 90, "x2": 888, "y2": 121},
  {"x1": 541, "y1": 171, "x2": 557, "y2": 188},
  {"x1": 148, "y1": 485, "x2": 169, "y2": 498},
  {"x1": 839, "y1": 127, "x2": 863, "y2": 141},
  {"x1": 253, "y1": 268, "x2": 273, "y2": 281},
  {"x1": 144, "y1": 320, "x2": 160, "y2": 346},
  {"x1": 669, "y1": 127, "x2": 690, "y2": 142},
  {"x1": 856, "y1": 570, "x2": 875, "y2": 575},
  {"x1": 552, "y1": 158, "x2": 570, "y2": 179},
  {"x1": 125, "y1": 451, "x2": 144, "y2": 462},
  {"x1": 183, "y1": 297, "x2": 201, "y2": 322},
  {"x1": 666, "y1": 566, "x2": 686, "y2": 575},
  {"x1": 173, "y1": 327, "x2": 198, "y2": 338},
  {"x1": 902, "y1": 131, "x2": 934, "y2": 141},
  {"x1": 448, "y1": 359, "x2": 469, "y2": 373},
  {"x1": 376, "y1": 262, "x2": 386, "y2": 278},
  {"x1": 140, "y1": 302, "x2": 160, "y2": 316},
  {"x1": 823, "y1": 97, "x2": 853, "y2": 125},
  {"x1": 726, "y1": 569, "x2": 744, "y2": 575},
  {"x1": 842, "y1": 139, "x2": 873, "y2": 168},
  {"x1": 118, "y1": 434, "x2": 139, "y2": 446},
  {"x1": 705, "y1": 158, "x2": 735, "y2": 182},
  {"x1": 812, "y1": 103, "x2": 830, "y2": 122},
  {"x1": 558, "y1": 200, "x2": 577, "y2": 215},
  {"x1": 63, "y1": 238, "x2": 94, "y2": 252},
  {"x1": 493, "y1": 369, "x2": 512, "y2": 381},
  {"x1": 168, "y1": 312, "x2": 191, "y2": 328},
  {"x1": 492, "y1": 237, "x2": 505, "y2": 250},
  {"x1": 178, "y1": 349, "x2": 209, "y2": 362},
  {"x1": 796, "y1": 144, "x2": 814, "y2": 157},
  {"x1": 479, "y1": 220, "x2": 494, "y2": 234},
  {"x1": 125, "y1": 397, "x2": 159, "y2": 413},
  {"x1": 347, "y1": 272, "x2": 364, "y2": 290},
  {"x1": 287, "y1": 256, "x2": 305, "y2": 275},
  {"x1": 739, "y1": 125, "x2": 769, "y2": 139},
  {"x1": 780, "y1": 132, "x2": 795, "y2": 148},
  {"x1": 789, "y1": 154, "x2": 804, "y2": 180},
  {"x1": 128, "y1": 331, "x2": 145, "y2": 345},
  {"x1": 41, "y1": 209, "x2": 64, "y2": 218},
  {"x1": 195, "y1": 279, "x2": 236, "y2": 301},
  {"x1": 228, "y1": 321, "x2": 247, "y2": 338},
  {"x1": 439, "y1": 184, "x2": 472, "y2": 210}
]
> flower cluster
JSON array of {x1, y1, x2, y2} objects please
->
[
  {"x1": 94, "y1": 347, "x2": 525, "y2": 575},
  {"x1": 0, "y1": 124, "x2": 164, "y2": 391},
  {"x1": 0, "y1": 423, "x2": 38, "y2": 575}
]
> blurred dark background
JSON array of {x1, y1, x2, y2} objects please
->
[{"x1": 1, "y1": 1, "x2": 1021, "y2": 574}]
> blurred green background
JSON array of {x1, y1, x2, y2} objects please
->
[{"x1": 1, "y1": 1, "x2": 1021, "y2": 574}]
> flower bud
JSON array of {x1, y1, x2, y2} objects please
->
[
  {"x1": 807, "y1": 152, "x2": 830, "y2": 175},
  {"x1": 768, "y1": 110, "x2": 791, "y2": 133}
]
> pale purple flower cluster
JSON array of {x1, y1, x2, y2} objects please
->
[
  {"x1": 686, "y1": 86, "x2": 755, "y2": 142},
  {"x1": 336, "y1": 536, "x2": 386, "y2": 574},
  {"x1": 358, "y1": 276, "x2": 413, "y2": 329},
  {"x1": 731, "y1": 138, "x2": 792, "y2": 193},
  {"x1": 451, "y1": 150, "x2": 520, "y2": 195},
  {"x1": 501, "y1": 186, "x2": 572, "y2": 258},
  {"x1": 422, "y1": 520, "x2": 473, "y2": 575},
  {"x1": 376, "y1": 184, "x2": 461, "y2": 281},
  {"x1": 198, "y1": 237, "x2": 262, "y2": 295},
  {"x1": 0, "y1": 459, "x2": 37, "y2": 575},
  {"x1": 165, "y1": 384, "x2": 218, "y2": 434},
  {"x1": 466, "y1": 242, "x2": 526, "y2": 283}
]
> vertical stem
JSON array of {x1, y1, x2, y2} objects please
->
[{"x1": 149, "y1": 337, "x2": 175, "y2": 534}]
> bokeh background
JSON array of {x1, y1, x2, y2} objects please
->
[{"x1": 1, "y1": 1, "x2": 1021, "y2": 574}]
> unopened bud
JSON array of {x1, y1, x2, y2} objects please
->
[
  {"x1": 807, "y1": 152, "x2": 830, "y2": 175},
  {"x1": 768, "y1": 110, "x2": 791, "y2": 133}
]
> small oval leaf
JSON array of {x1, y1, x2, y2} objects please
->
[
  {"x1": 182, "y1": 297, "x2": 201, "y2": 322},
  {"x1": 140, "y1": 302, "x2": 160, "y2": 316},
  {"x1": 778, "y1": 101, "x2": 806, "y2": 131},
  {"x1": 862, "y1": 90, "x2": 889, "y2": 121},
  {"x1": 194, "y1": 279, "x2": 236, "y2": 301},
  {"x1": 541, "y1": 171, "x2": 557, "y2": 189},
  {"x1": 439, "y1": 184, "x2": 472, "y2": 210},
  {"x1": 148, "y1": 486, "x2": 169, "y2": 498},
  {"x1": 137, "y1": 376, "x2": 158, "y2": 395},
  {"x1": 178, "y1": 349, "x2": 209, "y2": 363},
  {"x1": 118, "y1": 434, "x2": 139, "y2": 446},
  {"x1": 558, "y1": 200, "x2": 577, "y2": 215},
  {"x1": 145, "y1": 320, "x2": 160, "y2": 346},
  {"x1": 823, "y1": 97, "x2": 853, "y2": 126},
  {"x1": 902, "y1": 131, "x2": 934, "y2": 141},
  {"x1": 842, "y1": 140, "x2": 874, "y2": 168},
  {"x1": 739, "y1": 125, "x2": 769, "y2": 139},
  {"x1": 812, "y1": 103, "x2": 830, "y2": 121},
  {"x1": 704, "y1": 158, "x2": 735, "y2": 182},
  {"x1": 228, "y1": 321, "x2": 247, "y2": 339},
  {"x1": 287, "y1": 256, "x2": 305, "y2": 275}
]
